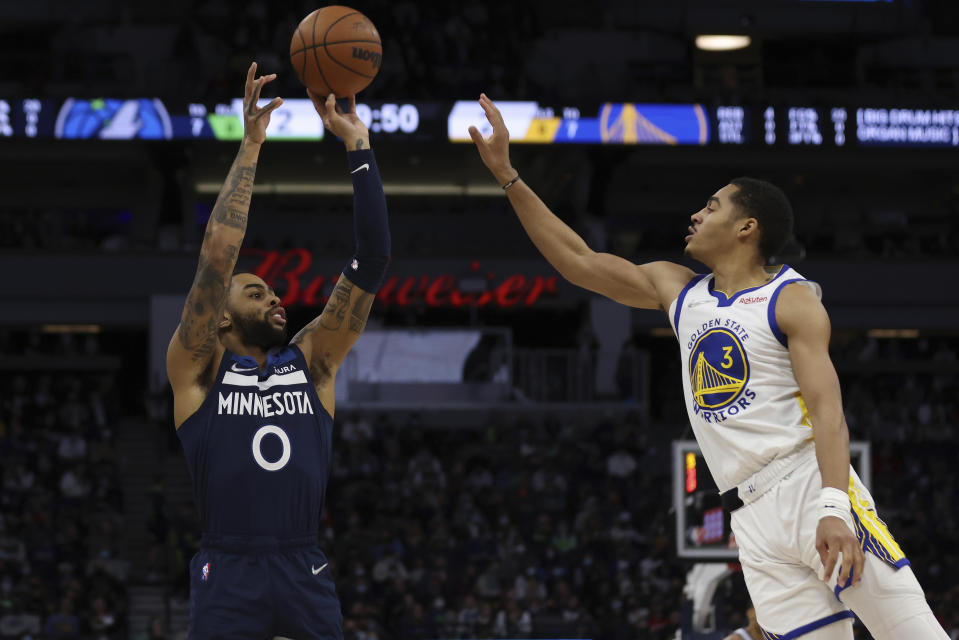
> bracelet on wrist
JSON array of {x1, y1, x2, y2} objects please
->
[{"x1": 502, "y1": 174, "x2": 521, "y2": 191}]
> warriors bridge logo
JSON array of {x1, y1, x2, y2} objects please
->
[{"x1": 689, "y1": 328, "x2": 750, "y2": 411}]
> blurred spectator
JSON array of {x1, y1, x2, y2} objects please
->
[{"x1": 0, "y1": 331, "x2": 128, "y2": 639}]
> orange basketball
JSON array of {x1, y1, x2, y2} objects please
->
[{"x1": 290, "y1": 6, "x2": 382, "y2": 98}]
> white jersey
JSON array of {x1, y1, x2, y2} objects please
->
[{"x1": 668, "y1": 265, "x2": 821, "y2": 492}]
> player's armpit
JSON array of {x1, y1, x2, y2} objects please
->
[
  {"x1": 291, "y1": 274, "x2": 374, "y2": 404},
  {"x1": 571, "y1": 254, "x2": 696, "y2": 311}
]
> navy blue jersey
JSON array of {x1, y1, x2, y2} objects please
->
[{"x1": 177, "y1": 344, "x2": 333, "y2": 541}]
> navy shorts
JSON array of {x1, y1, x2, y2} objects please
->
[{"x1": 188, "y1": 535, "x2": 343, "y2": 640}]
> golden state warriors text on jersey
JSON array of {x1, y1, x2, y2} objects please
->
[
  {"x1": 669, "y1": 266, "x2": 822, "y2": 492},
  {"x1": 686, "y1": 319, "x2": 757, "y2": 423}
]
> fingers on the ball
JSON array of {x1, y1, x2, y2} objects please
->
[{"x1": 348, "y1": 95, "x2": 357, "y2": 114}]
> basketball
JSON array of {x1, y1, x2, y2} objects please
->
[{"x1": 290, "y1": 6, "x2": 382, "y2": 98}]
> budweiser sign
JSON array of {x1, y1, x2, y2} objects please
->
[{"x1": 244, "y1": 249, "x2": 559, "y2": 308}]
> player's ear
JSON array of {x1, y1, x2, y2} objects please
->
[
  {"x1": 219, "y1": 309, "x2": 233, "y2": 331},
  {"x1": 738, "y1": 217, "x2": 758, "y2": 235}
]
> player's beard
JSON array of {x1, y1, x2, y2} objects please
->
[{"x1": 232, "y1": 309, "x2": 288, "y2": 352}]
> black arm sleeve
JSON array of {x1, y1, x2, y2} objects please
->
[{"x1": 344, "y1": 149, "x2": 391, "y2": 292}]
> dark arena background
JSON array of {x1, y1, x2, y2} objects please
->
[{"x1": 1, "y1": 1, "x2": 958, "y2": 639}]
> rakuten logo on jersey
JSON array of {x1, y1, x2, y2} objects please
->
[{"x1": 739, "y1": 295, "x2": 768, "y2": 304}]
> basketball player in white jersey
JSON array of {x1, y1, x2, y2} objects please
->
[{"x1": 468, "y1": 95, "x2": 949, "y2": 640}]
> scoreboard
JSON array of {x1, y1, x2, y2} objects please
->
[
  {"x1": 672, "y1": 440, "x2": 872, "y2": 560},
  {"x1": 2, "y1": 96, "x2": 958, "y2": 148},
  {"x1": 449, "y1": 100, "x2": 959, "y2": 148},
  {"x1": 0, "y1": 97, "x2": 444, "y2": 142}
]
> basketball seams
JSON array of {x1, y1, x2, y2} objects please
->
[
  {"x1": 322, "y1": 11, "x2": 377, "y2": 81},
  {"x1": 289, "y1": 40, "x2": 382, "y2": 57},
  {"x1": 311, "y1": 8, "x2": 334, "y2": 96},
  {"x1": 291, "y1": 7, "x2": 380, "y2": 97},
  {"x1": 293, "y1": 26, "x2": 308, "y2": 84}
]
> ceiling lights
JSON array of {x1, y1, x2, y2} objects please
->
[{"x1": 695, "y1": 35, "x2": 752, "y2": 51}]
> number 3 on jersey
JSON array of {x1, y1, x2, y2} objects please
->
[
  {"x1": 721, "y1": 346, "x2": 734, "y2": 369},
  {"x1": 252, "y1": 424, "x2": 291, "y2": 471}
]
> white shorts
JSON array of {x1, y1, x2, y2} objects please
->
[{"x1": 731, "y1": 449, "x2": 912, "y2": 638}]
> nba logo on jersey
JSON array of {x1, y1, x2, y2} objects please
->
[{"x1": 201, "y1": 562, "x2": 210, "y2": 581}]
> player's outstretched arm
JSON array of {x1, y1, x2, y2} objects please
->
[
  {"x1": 293, "y1": 92, "x2": 390, "y2": 416},
  {"x1": 469, "y1": 94, "x2": 695, "y2": 311},
  {"x1": 776, "y1": 283, "x2": 865, "y2": 588},
  {"x1": 167, "y1": 63, "x2": 282, "y2": 423}
]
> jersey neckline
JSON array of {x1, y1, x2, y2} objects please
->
[
  {"x1": 707, "y1": 264, "x2": 789, "y2": 307},
  {"x1": 228, "y1": 345, "x2": 299, "y2": 377}
]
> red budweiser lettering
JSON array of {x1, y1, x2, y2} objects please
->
[{"x1": 244, "y1": 249, "x2": 558, "y2": 308}]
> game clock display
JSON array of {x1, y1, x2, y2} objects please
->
[
  {"x1": 177, "y1": 99, "x2": 435, "y2": 141},
  {"x1": 1, "y1": 97, "x2": 958, "y2": 148},
  {"x1": 672, "y1": 440, "x2": 872, "y2": 560}
]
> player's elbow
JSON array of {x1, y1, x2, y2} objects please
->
[
  {"x1": 809, "y1": 405, "x2": 849, "y2": 443},
  {"x1": 559, "y1": 251, "x2": 599, "y2": 288},
  {"x1": 200, "y1": 238, "x2": 237, "y2": 271}
]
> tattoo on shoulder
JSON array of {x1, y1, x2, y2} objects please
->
[
  {"x1": 349, "y1": 291, "x2": 374, "y2": 333},
  {"x1": 320, "y1": 279, "x2": 353, "y2": 330}
]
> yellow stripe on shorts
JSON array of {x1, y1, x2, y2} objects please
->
[
  {"x1": 793, "y1": 391, "x2": 812, "y2": 428},
  {"x1": 847, "y1": 476, "x2": 908, "y2": 568}
]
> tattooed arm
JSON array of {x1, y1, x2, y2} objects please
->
[
  {"x1": 166, "y1": 62, "x2": 282, "y2": 428},
  {"x1": 291, "y1": 275, "x2": 375, "y2": 417},
  {"x1": 296, "y1": 91, "x2": 388, "y2": 417}
]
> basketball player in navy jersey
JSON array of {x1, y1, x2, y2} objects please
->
[
  {"x1": 470, "y1": 95, "x2": 948, "y2": 640},
  {"x1": 166, "y1": 63, "x2": 390, "y2": 639}
]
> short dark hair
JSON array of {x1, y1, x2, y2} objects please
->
[{"x1": 728, "y1": 177, "x2": 794, "y2": 262}]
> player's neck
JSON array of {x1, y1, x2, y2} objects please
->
[
  {"x1": 711, "y1": 259, "x2": 772, "y2": 296},
  {"x1": 220, "y1": 336, "x2": 269, "y2": 370}
]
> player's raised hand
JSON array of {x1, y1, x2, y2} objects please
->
[
  {"x1": 816, "y1": 517, "x2": 865, "y2": 588},
  {"x1": 243, "y1": 62, "x2": 283, "y2": 144},
  {"x1": 469, "y1": 94, "x2": 517, "y2": 186},
  {"x1": 308, "y1": 91, "x2": 370, "y2": 151}
]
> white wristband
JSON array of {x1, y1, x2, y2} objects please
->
[{"x1": 819, "y1": 486, "x2": 851, "y2": 521}]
